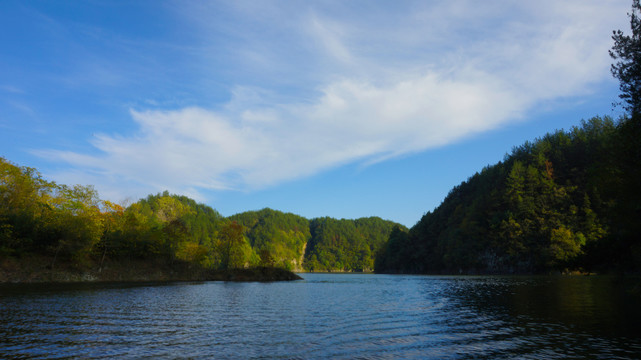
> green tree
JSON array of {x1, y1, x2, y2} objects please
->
[
  {"x1": 611, "y1": 0, "x2": 641, "y2": 115},
  {"x1": 549, "y1": 226, "x2": 584, "y2": 267},
  {"x1": 218, "y1": 221, "x2": 249, "y2": 270},
  {"x1": 259, "y1": 249, "x2": 276, "y2": 267},
  {"x1": 610, "y1": 1, "x2": 641, "y2": 271},
  {"x1": 48, "y1": 184, "x2": 104, "y2": 268},
  {"x1": 122, "y1": 192, "x2": 225, "y2": 266},
  {"x1": 230, "y1": 208, "x2": 310, "y2": 270},
  {"x1": 97, "y1": 200, "x2": 125, "y2": 272}
]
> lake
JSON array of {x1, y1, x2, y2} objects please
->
[{"x1": 1, "y1": 274, "x2": 640, "y2": 359}]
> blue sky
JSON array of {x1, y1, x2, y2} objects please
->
[{"x1": 0, "y1": 0, "x2": 629, "y2": 227}]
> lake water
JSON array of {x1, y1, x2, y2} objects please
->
[{"x1": 1, "y1": 274, "x2": 640, "y2": 359}]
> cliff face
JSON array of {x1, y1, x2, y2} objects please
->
[{"x1": 292, "y1": 241, "x2": 307, "y2": 272}]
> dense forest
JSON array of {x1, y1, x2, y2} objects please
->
[
  {"x1": 304, "y1": 217, "x2": 402, "y2": 272},
  {"x1": 229, "y1": 208, "x2": 311, "y2": 270},
  {"x1": 0, "y1": 167, "x2": 255, "y2": 278},
  {"x1": 376, "y1": 1, "x2": 641, "y2": 274},
  {"x1": 375, "y1": 116, "x2": 640, "y2": 274},
  {"x1": 0, "y1": 159, "x2": 403, "y2": 279},
  {"x1": 229, "y1": 209, "x2": 402, "y2": 271}
]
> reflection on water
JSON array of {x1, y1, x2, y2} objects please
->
[{"x1": 1, "y1": 275, "x2": 640, "y2": 359}]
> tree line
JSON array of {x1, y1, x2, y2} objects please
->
[
  {"x1": 0, "y1": 161, "x2": 403, "y2": 273},
  {"x1": 0, "y1": 166, "x2": 251, "y2": 271},
  {"x1": 375, "y1": 116, "x2": 639, "y2": 273},
  {"x1": 229, "y1": 208, "x2": 404, "y2": 271}
]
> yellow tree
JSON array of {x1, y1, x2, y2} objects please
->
[
  {"x1": 0, "y1": 157, "x2": 56, "y2": 254},
  {"x1": 153, "y1": 195, "x2": 194, "y2": 262},
  {"x1": 49, "y1": 184, "x2": 104, "y2": 268}
]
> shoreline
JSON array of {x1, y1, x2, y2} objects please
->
[{"x1": 0, "y1": 256, "x2": 302, "y2": 284}]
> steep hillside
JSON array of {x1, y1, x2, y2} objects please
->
[{"x1": 376, "y1": 116, "x2": 641, "y2": 274}]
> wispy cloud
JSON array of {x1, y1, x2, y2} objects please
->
[
  {"x1": 309, "y1": 15, "x2": 354, "y2": 65},
  {"x1": 37, "y1": 0, "x2": 627, "y2": 199},
  {"x1": 1, "y1": 85, "x2": 25, "y2": 94}
]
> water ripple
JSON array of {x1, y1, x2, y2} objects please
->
[{"x1": 1, "y1": 275, "x2": 640, "y2": 359}]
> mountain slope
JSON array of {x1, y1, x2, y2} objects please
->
[{"x1": 376, "y1": 116, "x2": 640, "y2": 274}]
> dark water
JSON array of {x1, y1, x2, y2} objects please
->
[{"x1": 1, "y1": 274, "x2": 640, "y2": 359}]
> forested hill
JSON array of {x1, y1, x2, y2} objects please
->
[
  {"x1": 229, "y1": 209, "x2": 404, "y2": 272},
  {"x1": 304, "y1": 216, "x2": 402, "y2": 272},
  {"x1": 375, "y1": 116, "x2": 641, "y2": 274},
  {"x1": 228, "y1": 209, "x2": 310, "y2": 271},
  {"x1": 0, "y1": 158, "x2": 404, "y2": 280}
]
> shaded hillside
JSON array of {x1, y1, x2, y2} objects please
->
[
  {"x1": 376, "y1": 116, "x2": 641, "y2": 274},
  {"x1": 304, "y1": 216, "x2": 405, "y2": 272}
]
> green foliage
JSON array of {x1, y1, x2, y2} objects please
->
[
  {"x1": 0, "y1": 158, "x2": 105, "y2": 267},
  {"x1": 1, "y1": 158, "x2": 54, "y2": 255},
  {"x1": 230, "y1": 208, "x2": 310, "y2": 270},
  {"x1": 549, "y1": 226, "x2": 583, "y2": 265},
  {"x1": 217, "y1": 221, "x2": 253, "y2": 270},
  {"x1": 0, "y1": 167, "x2": 232, "y2": 271},
  {"x1": 304, "y1": 216, "x2": 403, "y2": 272},
  {"x1": 3, "y1": 116, "x2": 637, "y2": 275},
  {"x1": 230, "y1": 209, "x2": 404, "y2": 272},
  {"x1": 258, "y1": 249, "x2": 276, "y2": 267},
  {"x1": 375, "y1": 117, "x2": 639, "y2": 274},
  {"x1": 374, "y1": 226, "x2": 412, "y2": 273},
  {"x1": 116, "y1": 192, "x2": 227, "y2": 268},
  {"x1": 1, "y1": 160, "x2": 403, "y2": 274},
  {"x1": 610, "y1": 0, "x2": 641, "y2": 115}
]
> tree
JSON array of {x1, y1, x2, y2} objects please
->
[
  {"x1": 229, "y1": 208, "x2": 311, "y2": 270},
  {"x1": 610, "y1": 1, "x2": 641, "y2": 272},
  {"x1": 258, "y1": 249, "x2": 276, "y2": 268},
  {"x1": 218, "y1": 221, "x2": 247, "y2": 270},
  {"x1": 49, "y1": 184, "x2": 104, "y2": 268},
  {"x1": 549, "y1": 226, "x2": 584, "y2": 268},
  {"x1": 97, "y1": 200, "x2": 125, "y2": 272},
  {"x1": 610, "y1": 0, "x2": 641, "y2": 116}
]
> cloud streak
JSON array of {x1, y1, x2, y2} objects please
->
[{"x1": 38, "y1": 0, "x2": 627, "y2": 199}]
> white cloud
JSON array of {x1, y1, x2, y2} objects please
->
[{"x1": 39, "y1": 0, "x2": 628, "y2": 199}]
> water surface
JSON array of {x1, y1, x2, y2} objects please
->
[{"x1": 1, "y1": 274, "x2": 640, "y2": 359}]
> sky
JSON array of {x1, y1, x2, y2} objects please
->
[{"x1": 0, "y1": 0, "x2": 631, "y2": 227}]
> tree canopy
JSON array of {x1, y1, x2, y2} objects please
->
[
  {"x1": 1, "y1": 159, "x2": 403, "y2": 274},
  {"x1": 611, "y1": 0, "x2": 641, "y2": 115},
  {"x1": 375, "y1": 117, "x2": 640, "y2": 274},
  {"x1": 229, "y1": 208, "x2": 310, "y2": 270}
]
